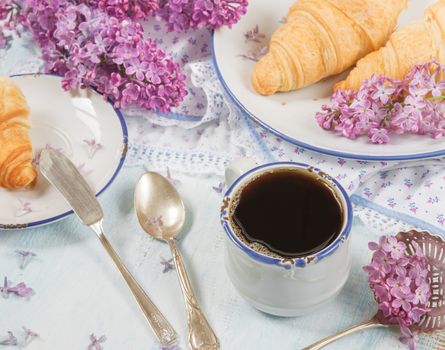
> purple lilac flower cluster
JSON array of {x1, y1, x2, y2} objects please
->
[
  {"x1": 2, "y1": 1, "x2": 187, "y2": 111},
  {"x1": 156, "y1": 0, "x2": 248, "y2": 33},
  {"x1": 316, "y1": 61, "x2": 445, "y2": 144},
  {"x1": 0, "y1": 0, "x2": 249, "y2": 111},
  {"x1": 363, "y1": 235, "x2": 431, "y2": 349}
]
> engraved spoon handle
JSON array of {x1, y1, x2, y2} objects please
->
[
  {"x1": 91, "y1": 221, "x2": 177, "y2": 346},
  {"x1": 302, "y1": 318, "x2": 386, "y2": 350},
  {"x1": 168, "y1": 239, "x2": 219, "y2": 350}
]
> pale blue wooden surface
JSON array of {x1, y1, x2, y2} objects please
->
[{"x1": 1, "y1": 166, "x2": 413, "y2": 350}]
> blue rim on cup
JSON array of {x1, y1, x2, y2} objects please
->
[{"x1": 220, "y1": 162, "x2": 353, "y2": 269}]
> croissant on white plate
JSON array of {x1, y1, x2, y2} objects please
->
[
  {"x1": 0, "y1": 77, "x2": 37, "y2": 189},
  {"x1": 251, "y1": 0, "x2": 408, "y2": 95}
]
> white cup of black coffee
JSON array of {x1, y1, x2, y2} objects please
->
[{"x1": 220, "y1": 159, "x2": 353, "y2": 316}]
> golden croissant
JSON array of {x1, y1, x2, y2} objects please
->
[
  {"x1": 0, "y1": 77, "x2": 37, "y2": 189},
  {"x1": 335, "y1": 1, "x2": 445, "y2": 91},
  {"x1": 251, "y1": 0, "x2": 407, "y2": 95}
]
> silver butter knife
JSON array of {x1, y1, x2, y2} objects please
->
[{"x1": 39, "y1": 149, "x2": 177, "y2": 346}]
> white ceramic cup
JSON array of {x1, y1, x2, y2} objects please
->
[{"x1": 220, "y1": 159, "x2": 353, "y2": 317}]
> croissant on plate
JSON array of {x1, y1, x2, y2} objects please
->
[
  {"x1": 0, "y1": 77, "x2": 37, "y2": 189},
  {"x1": 251, "y1": 0, "x2": 407, "y2": 95},
  {"x1": 335, "y1": 1, "x2": 445, "y2": 91}
]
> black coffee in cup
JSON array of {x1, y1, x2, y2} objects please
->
[{"x1": 231, "y1": 169, "x2": 344, "y2": 258}]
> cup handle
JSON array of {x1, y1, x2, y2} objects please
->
[{"x1": 225, "y1": 158, "x2": 259, "y2": 187}]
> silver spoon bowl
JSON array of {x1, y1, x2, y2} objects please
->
[{"x1": 135, "y1": 172, "x2": 219, "y2": 350}]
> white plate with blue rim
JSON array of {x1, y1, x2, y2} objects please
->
[
  {"x1": 211, "y1": 0, "x2": 445, "y2": 161},
  {"x1": 0, "y1": 74, "x2": 127, "y2": 230}
]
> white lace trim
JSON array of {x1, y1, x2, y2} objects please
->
[{"x1": 126, "y1": 144, "x2": 230, "y2": 176}]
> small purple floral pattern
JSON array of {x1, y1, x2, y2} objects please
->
[
  {"x1": 387, "y1": 198, "x2": 397, "y2": 209},
  {"x1": 363, "y1": 187, "x2": 373, "y2": 199},
  {"x1": 404, "y1": 179, "x2": 413, "y2": 188},
  {"x1": 426, "y1": 196, "x2": 439, "y2": 204},
  {"x1": 380, "y1": 181, "x2": 392, "y2": 189},
  {"x1": 424, "y1": 180, "x2": 433, "y2": 188},
  {"x1": 437, "y1": 214, "x2": 445, "y2": 226},
  {"x1": 409, "y1": 202, "x2": 418, "y2": 214}
]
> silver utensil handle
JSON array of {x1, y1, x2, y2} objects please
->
[
  {"x1": 91, "y1": 221, "x2": 177, "y2": 346},
  {"x1": 302, "y1": 318, "x2": 385, "y2": 350},
  {"x1": 168, "y1": 239, "x2": 219, "y2": 350}
]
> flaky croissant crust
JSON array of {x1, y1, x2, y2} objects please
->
[
  {"x1": 335, "y1": 0, "x2": 445, "y2": 91},
  {"x1": 0, "y1": 77, "x2": 37, "y2": 189},
  {"x1": 251, "y1": 0, "x2": 407, "y2": 95}
]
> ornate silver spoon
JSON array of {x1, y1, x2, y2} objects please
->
[{"x1": 135, "y1": 172, "x2": 219, "y2": 350}]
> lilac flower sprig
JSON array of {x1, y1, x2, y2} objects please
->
[
  {"x1": 1, "y1": 0, "x2": 250, "y2": 111},
  {"x1": 363, "y1": 235, "x2": 431, "y2": 349},
  {"x1": 156, "y1": 0, "x2": 248, "y2": 33},
  {"x1": 316, "y1": 61, "x2": 445, "y2": 144},
  {"x1": 1, "y1": 0, "x2": 187, "y2": 112},
  {"x1": 88, "y1": 333, "x2": 106, "y2": 350}
]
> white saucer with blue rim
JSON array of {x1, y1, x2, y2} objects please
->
[
  {"x1": 212, "y1": 0, "x2": 444, "y2": 161},
  {"x1": 0, "y1": 74, "x2": 127, "y2": 229}
]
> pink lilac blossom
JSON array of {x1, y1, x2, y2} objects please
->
[
  {"x1": 1, "y1": 277, "x2": 33, "y2": 299},
  {"x1": 363, "y1": 235, "x2": 431, "y2": 349},
  {"x1": 316, "y1": 61, "x2": 445, "y2": 144},
  {"x1": 88, "y1": 334, "x2": 106, "y2": 350},
  {"x1": 1, "y1": 1, "x2": 248, "y2": 111},
  {"x1": 156, "y1": 0, "x2": 248, "y2": 33}
]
